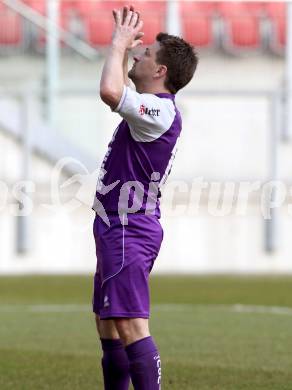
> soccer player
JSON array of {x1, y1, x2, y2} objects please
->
[{"x1": 92, "y1": 5, "x2": 198, "y2": 389}]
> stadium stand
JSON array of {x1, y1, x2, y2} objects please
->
[
  {"x1": 127, "y1": 1, "x2": 166, "y2": 45},
  {"x1": 75, "y1": 1, "x2": 166, "y2": 46},
  {"x1": 0, "y1": 1, "x2": 288, "y2": 56},
  {"x1": 217, "y1": 2, "x2": 263, "y2": 54},
  {"x1": 24, "y1": 0, "x2": 84, "y2": 51},
  {"x1": 74, "y1": 0, "x2": 116, "y2": 46}
]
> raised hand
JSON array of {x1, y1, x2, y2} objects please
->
[{"x1": 112, "y1": 5, "x2": 144, "y2": 50}]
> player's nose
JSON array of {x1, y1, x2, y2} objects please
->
[{"x1": 133, "y1": 55, "x2": 140, "y2": 62}]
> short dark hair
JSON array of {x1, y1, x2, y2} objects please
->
[{"x1": 156, "y1": 32, "x2": 198, "y2": 94}]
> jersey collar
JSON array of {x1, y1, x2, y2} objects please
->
[{"x1": 155, "y1": 92, "x2": 175, "y2": 100}]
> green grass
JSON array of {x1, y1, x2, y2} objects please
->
[{"x1": 1, "y1": 275, "x2": 292, "y2": 389}]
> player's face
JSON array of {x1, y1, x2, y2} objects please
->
[{"x1": 128, "y1": 41, "x2": 161, "y2": 83}]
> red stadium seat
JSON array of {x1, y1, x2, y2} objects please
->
[
  {"x1": 0, "y1": 2, "x2": 27, "y2": 52},
  {"x1": 180, "y1": 2, "x2": 215, "y2": 47},
  {"x1": 229, "y1": 17, "x2": 261, "y2": 48},
  {"x1": 218, "y1": 2, "x2": 262, "y2": 53},
  {"x1": 265, "y1": 2, "x2": 286, "y2": 54},
  {"x1": 75, "y1": 1, "x2": 117, "y2": 46},
  {"x1": 245, "y1": 2, "x2": 265, "y2": 15},
  {"x1": 218, "y1": 1, "x2": 264, "y2": 17},
  {"x1": 75, "y1": 0, "x2": 122, "y2": 16}
]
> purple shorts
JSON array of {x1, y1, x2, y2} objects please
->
[{"x1": 92, "y1": 214, "x2": 163, "y2": 319}]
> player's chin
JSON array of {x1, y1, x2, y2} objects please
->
[{"x1": 128, "y1": 69, "x2": 135, "y2": 80}]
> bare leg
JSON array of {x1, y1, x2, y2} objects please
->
[{"x1": 95, "y1": 315, "x2": 120, "y2": 339}]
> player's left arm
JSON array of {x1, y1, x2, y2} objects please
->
[{"x1": 99, "y1": 7, "x2": 143, "y2": 109}]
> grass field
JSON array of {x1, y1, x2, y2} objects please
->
[{"x1": 1, "y1": 275, "x2": 292, "y2": 389}]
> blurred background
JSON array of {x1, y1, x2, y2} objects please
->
[
  {"x1": 0, "y1": 0, "x2": 292, "y2": 274},
  {"x1": 1, "y1": 2, "x2": 292, "y2": 389}
]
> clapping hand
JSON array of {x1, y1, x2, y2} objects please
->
[{"x1": 112, "y1": 5, "x2": 144, "y2": 50}]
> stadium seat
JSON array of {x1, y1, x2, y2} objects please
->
[
  {"x1": 218, "y1": 1, "x2": 264, "y2": 17},
  {"x1": 0, "y1": 2, "x2": 28, "y2": 53},
  {"x1": 180, "y1": 2, "x2": 215, "y2": 47},
  {"x1": 75, "y1": 1, "x2": 118, "y2": 46},
  {"x1": 265, "y1": 2, "x2": 286, "y2": 54},
  {"x1": 218, "y1": 2, "x2": 263, "y2": 53}
]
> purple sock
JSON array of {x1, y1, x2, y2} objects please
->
[
  {"x1": 100, "y1": 338, "x2": 130, "y2": 390},
  {"x1": 125, "y1": 336, "x2": 162, "y2": 390}
]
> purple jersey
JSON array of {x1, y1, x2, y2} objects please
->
[{"x1": 93, "y1": 86, "x2": 182, "y2": 218}]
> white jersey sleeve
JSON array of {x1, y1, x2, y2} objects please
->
[{"x1": 113, "y1": 86, "x2": 176, "y2": 142}]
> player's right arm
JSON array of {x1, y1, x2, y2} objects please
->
[
  {"x1": 99, "y1": 7, "x2": 143, "y2": 109},
  {"x1": 123, "y1": 50, "x2": 130, "y2": 87}
]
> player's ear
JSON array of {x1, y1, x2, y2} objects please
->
[{"x1": 154, "y1": 64, "x2": 167, "y2": 79}]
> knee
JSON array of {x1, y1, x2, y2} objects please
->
[
  {"x1": 114, "y1": 319, "x2": 132, "y2": 344},
  {"x1": 95, "y1": 315, "x2": 120, "y2": 339},
  {"x1": 95, "y1": 315, "x2": 101, "y2": 334},
  {"x1": 114, "y1": 318, "x2": 150, "y2": 346}
]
